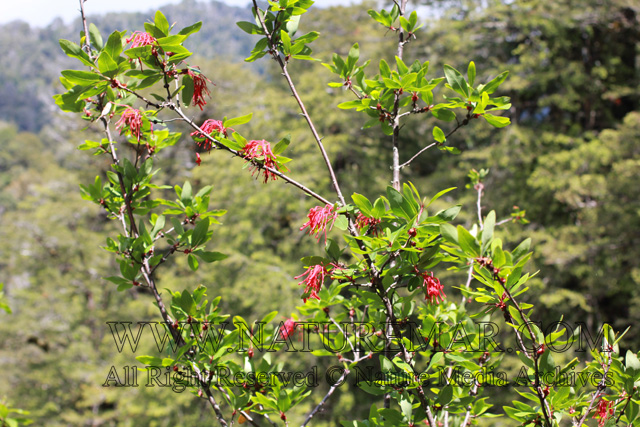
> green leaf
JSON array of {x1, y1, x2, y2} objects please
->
[
  {"x1": 194, "y1": 251, "x2": 228, "y2": 263},
  {"x1": 182, "y1": 74, "x2": 194, "y2": 106},
  {"x1": 191, "y1": 217, "x2": 210, "y2": 247},
  {"x1": 187, "y1": 253, "x2": 199, "y2": 271},
  {"x1": 431, "y1": 108, "x2": 456, "y2": 122},
  {"x1": 280, "y1": 30, "x2": 292, "y2": 54},
  {"x1": 433, "y1": 126, "x2": 446, "y2": 143},
  {"x1": 97, "y1": 51, "x2": 118, "y2": 77},
  {"x1": 483, "y1": 113, "x2": 510, "y2": 128},
  {"x1": 223, "y1": 113, "x2": 253, "y2": 127},
  {"x1": 457, "y1": 225, "x2": 480, "y2": 256},
  {"x1": 481, "y1": 71, "x2": 509, "y2": 95},
  {"x1": 443, "y1": 64, "x2": 469, "y2": 98},
  {"x1": 512, "y1": 238, "x2": 531, "y2": 262},
  {"x1": 179, "y1": 290, "x2": 196, "y2": 315},
  {"x1": 351, "y1": 193, "x2": 373, "y2": 216},
  {"x1": 88, "y1": 23, "x2": 104, "y2": 50},
  {"x1": 61, "y1": 70, "x2": 102, "y2": 85},
  {"x1": 237, "y1": 21, "x2": 263, "y2": 34},
  {"x1": 104, "y1": 31, "x2": 123, "y2": 59},
  {"x1": 379, "y1": 59, "x2": 391, "y2": 77},
  {"x1": 273, "y1": 134, "x2": 291, "y2": 155},
  {"x1": 481, "y1": 210, "x2": 496, "y2": 253},
  {"x1": 440, "y1": 223, "x2": 458, "y2": 244},
  {"x1": 386, "y1": 186, "x2": 417, "y2": 220},
  {"x1": 467, "y1": 61, "x2": 476, "y2": 87},
  {"x1": 347, "y1": 43, "x2": 360, "y2": 72},
  {"x1": 438, "y1": 385, "x2": 453, "y2": 405},
  {"x1": 428, "y1": 187, "x2": 456, "y2": 206},
  {"x1": 178, "y1": 21, "x2": 203, "y2": 36},
  {"x1": 625, "y1": 350, "x2": 640, "y2": 373},
  {"x1": 59, "y1": 39, "x2": 95, "y2": 67},
  {"x1": 154, "y1": 11, "x2": 170, "y2": 36}
]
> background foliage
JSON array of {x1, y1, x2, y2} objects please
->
[{"x1": 0, "y1": 0, "x2": 638, "y2": 425}]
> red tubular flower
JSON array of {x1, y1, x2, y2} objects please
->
[
  {"x1": 295, "y1": 264, "x2": 329, "y2": 302},
  {"x1": 281, "y1": 318, "x2": 297, "y2": 340},
  {"x1": 125, "y1": 31, "x2": 156, "y2": 48},
  {"x1": 195, "y1": 152, "x2": 202, "y2": 166},
  {"x1": 242, "y1": 139, "x2": 279, "y2": 183},
  {"x1": 421, "y1": 271, "x2": 446, "y2": 304},
  {"x1": 186, "y1": 69, "x2": 212, "y2": 110},
  {"x1": 593, "y1": 399, "x2": 614, "y2": 427},
  {"x1": 190, "y1": 119, "x2": 228, "y2": 150},
  {"x1": 300, "y1": 204, "x2": 337, "y2": 243},
  {"x1": 356, "y1": 212, "x2": 381, "y2": 236},
  {"x1": 115, "y1": 107, "x2": 143, "y2": 141}
]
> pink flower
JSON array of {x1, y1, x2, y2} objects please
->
[
  {"x1": 125, "y1": 31, "x2": 156, "y2": 48},
  {"x1": 191, "y1": 119, "x2": 228, "y2": 150},
  {"x1": 295, "y1": 264, "x2": 329, "y2": 302},
  {"x1": 281, "y1": 318, "x2": 297, "y2": 340},
  {"x1": 186, "y1": 69, "x2": 212, "y2": 110},
  {"x1": 421, "y1": 271, "x2": 446, "y2": 304},
  {"x1": 593, "y1": 399, "x2": 614, "y2": 427},
  {"x1": 115, "y1": 107, "x2": 143, "y2": 141},
  {"x1": 300, "y1": 204, "x2": 337, "y2": 243},
  {"x1": 355, "y1": 212, "x2": 380, "y2": 236},
  {"x1": 242, "y1": 139, "x2": 279, "y2": 183},
  {"x1": 195, "y1": 152, "x2": 202, "y2": 166}
]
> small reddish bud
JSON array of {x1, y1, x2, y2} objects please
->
[
  {"x1": 280, "y1": 412, "x2": 287, "y2": 421},
  {"x1": 195, "y1": 152, "x2": 202, "y2": 166},
  {"x1": 408, "y1": 228, "x2": 417, "y2": 237},
  {"x1": 536, "y1": 344, "x2": 546, "y2": 355},
  {"x1": 173, "y1": 365, "x2": 179, "y2": 372},
  {"x1": 248, "y1": 347, "x2": 254, "y2": 359}
]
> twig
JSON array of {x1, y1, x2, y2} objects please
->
[
  {"x1": 78, "y1": 0, "x2": 92, "y2": 56},
  {"x1": 170, "y1": 105, "x2": 332, "y2": 206},
  {"x1": 476, "y1": 182, "x2": 484, "y2": 230},
  {"x1": 251, "y1": 0, "x2": 347, "y2": 207},
  {"x1": 391, "y1": 0, "x2": 409, "y2": 190},
  {"x1": 301, "y1": 369, "x2": 349, "y2": 426},
  {"x1": 399, "y1": 119, "x2": 468, "y2": 170},
  {"x1": 399, "y1": 143, "x2": 436, "y2": 169},
  {"x1": 575, "y1": 350, "x2": 613, "y2": 427}
]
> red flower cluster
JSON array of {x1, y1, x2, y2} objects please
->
[
  {"x1": 356, "y1": 212, "x2": 381, "y2": 236},
  {"x1": 593, "y1": 399, "x2": 614, "y2": 427},
  {"x1": 421, "y1": 271, "x2": 446, "y2": 304},
  {"x1": 191, "y1": 119, "x2": 228, "y2": 150},
  {"x1": 242, "y1": 139, "x2": 279, "y2": 183},
  {"x1": 300, "y1": 204, "x2": 337, "y2": 243},
  {"x1": 295, "y1": 264, "x2": 329, "y2": 302},
  {"x1": 115, "y1": 107, "x2": 143, "y2": 141},
  {"x1": 280, "y1": 318, "x2": 297, "y2": 340},
  {"x1": 125, "y1": 31, "x2": 156, "y2": 48},
  {"x1": 186, "y1": 69, "x2": 212, "y2": 110}
]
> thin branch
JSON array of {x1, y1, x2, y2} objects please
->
[
  {"x1": 476, "y1": 182, "x2": 484, "y2": 230},
  {"x1": 170, "y1": 105, "x2": 332, "y2": 206},
  {"x1": 399, "y1": 143, "x2": 436, "y2": 169},
  {"x1": 78, "y1": 0, "x2": 92, "y2": 56},
  {"x1": 391, "y1": 0, "x2": 409, "y2": 190},
  {"x1": 301, "y1": 369, "x2": 349, "y2": 427},
  {"x1": 251, "y1": 0, "x2": 346, "y2": 206},
  {"x1": 575, "y1": 350, "x2": 613, "y2": 427},
  {"x1": 399, "y1": 118, "x2": 468, "y2": 170}
]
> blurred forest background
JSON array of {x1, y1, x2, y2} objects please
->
[{"x1": 0, "y1": 0, "x2": 638, "y2": 425}]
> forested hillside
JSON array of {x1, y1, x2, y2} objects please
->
[{"x1": 0, "y1": 0, "x2": 638, "y2": 425}]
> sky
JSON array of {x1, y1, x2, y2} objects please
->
[{"x1": 0, "y1": 0, "x2": 354, "y2": 27}]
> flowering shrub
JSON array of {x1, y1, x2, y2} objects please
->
[{"x1": 54, "y1": 2, "x2": 640, "y2": 427}]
